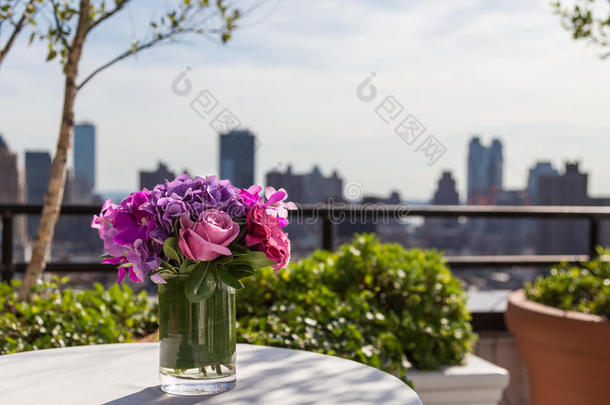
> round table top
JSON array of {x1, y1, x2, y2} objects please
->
[{"x1": 0, "y1": 343, "x2": 422, "y2": 405}]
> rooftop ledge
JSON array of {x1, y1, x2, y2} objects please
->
[{"x1": 409, "y1": 354, "x2": 510, "y2": 405}]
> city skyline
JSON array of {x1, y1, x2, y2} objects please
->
[
  {"x1": 3, "y1": 129, "x2": 609, "y2": 205},
  {"x1": 1, "y1": 1, "x2": 609, "y2": 200},
  {"x1": 3, "y1": 129, "x2": 610, "y2": 263}
]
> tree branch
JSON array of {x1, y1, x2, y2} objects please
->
[
  {"x1": 87, "y1": 0, "x2": 132, "y2": 34},
  {"x1": 77, "y1": 26, "x2": 223, "y2": 91},
  {"x1": 0, "y1": 0, "x2": 34, "y2": 65},
  {"x1": 49, "y1": 0, "x2": 69, "y2": 50}
]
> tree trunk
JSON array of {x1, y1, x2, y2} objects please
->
[{"x1": 18, "y1": 0, "x2": 91, "y2": 300}]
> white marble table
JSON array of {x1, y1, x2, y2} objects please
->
[{"x1": 0, "y1": 343, "x2": 422, "y2": 405}]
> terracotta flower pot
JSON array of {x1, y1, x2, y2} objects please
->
[{"x1": 505, "y1": 290, "x2": 610, "y2": 405}]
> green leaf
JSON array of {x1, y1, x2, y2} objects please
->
[
  {"x1": 230, "y1": 250, "x2": 273, "y2": 270},
  {"x1": 217, "y1": 267, "x2": 244, "y2": 289},
  {"x1": 227, "y1": 265, "x2": 255, "y2": 280},
  {"x1": 163, "y1": 237, "x2": 181, "y2": 263},
  {"x1": 179, "y1": 260, "x2": 199, "y2": 274},
  {"x1": 160, "y1": 260, "x2": 175, "y2": 270},
  {"x1": 217, "y1": 255, "x2": 233, "y2": 265},
  {"x1": 46, "y1": 49, "x2": 57, "y2": 61},
  {"x1": 185, "y1": 262, "x2": 217, "y2": 302}
]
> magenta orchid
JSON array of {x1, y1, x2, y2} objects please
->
[
  {"x1": 263, "y1": 186, "x2": 298, "y2": 227},
  {"x1": 240, "y1": 185, "x2": 297, "y2": 227}
]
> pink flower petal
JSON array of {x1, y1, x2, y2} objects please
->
[
  {"x1": 179, "y1": 215, "x2": 195, "y2": 229},
  {"x1": 267, "y1": 191, "x2": 286, "y2": 205},
  {"x1": 150, "y1": 273, "x2": 167, "y2": 284},
  {"x1": 178, "y1": 228, "x2": 196, "y2": 260},
  {"x1": 117, "y1": 268, "x2": 126, "y2": 283},
  {"x1": 284, "y1": 202, "x2": 298, "y2": 210},
  {"x1": 200, "y1": 221, "x2": 232, "y2": 245},
  {"x1": 247, "y1": 185, "x2": 262, "y2": 195},
  {"x1": 128, "y1": 267, "x2": 143, "y2": 282},
  {"x1": 265, "y1": 186, "x2": 276, "y2": 200},
  {"x1": 183, "y1": 228, "x2": 231, "y2": 261}
]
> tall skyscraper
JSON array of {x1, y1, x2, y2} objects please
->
[
  {"x1": 219, "y1": 129, "x2": 255, "y2": 188},
  {"x1": 536, "y1": 162, "x2": 588, "y2": 206},
  {"x1": 73, "y1": 123, "x2": 96, "y2": 202},
  {"x1": 535, "y1": 162, "x2": 589, "y2": 254},
  {"x1": 428, "y1": 171, "x2": 460, "y2": 233},
  {"x1": 433, "y1": 171, "x2": 459, "y2": 205},
  {"x1": 489, "y1": 139, "x2": 503, "y2": 190},
  {"x1": 25, "y1": 152, "x2": 51, "y2": 203},
  {"x1": 467, "y1": 136, "x2": 503, "y2": 204},
  {"x1": 25, "y1": 151, "x2": 51, "y2": 238},
  {"x1": 266, "y1": 165, "x2": 343, "y2": 252},
  {"x1": 266, "y1": 165, "x2": 343, "y2": 204},
  {"x1": 0, "y1": 134, "x2": 20, "y2": 203},
  {"x1": 139, "y1": 162, "x2": 176, "y2": 190},
  {"x1": 527, "y1": 161, "x2": 558, "y2": 204},
  {"x1": 0, "y1": 135, "x2": 27, "y2": 261}
]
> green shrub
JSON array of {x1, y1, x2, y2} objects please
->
[
  {"x1": 236, "y1": 234, "x2": 476, "y2": 381},
  {"x1": 0, "y1": 276, "x2": 158, "y2": 354},
  {"x1": 525, "y1": 251, "x2": 610, "y2": 318}
]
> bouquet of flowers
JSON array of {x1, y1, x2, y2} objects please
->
[{"x1": 92, "y1": 174, "x2": 295, "y2": 300}]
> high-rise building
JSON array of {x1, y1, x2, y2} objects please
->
[
  {"x1": 25, "y1": 152, "x2": 51, "y2": 203},
  {"x1": 0, "y1": 135, "x2": 27, "y2": 260},
  {"x1": 433, "y1": 171, "x2": 459, "y2": 205},
  {"x1": 25, "y1": 151, "x2": 51, "y2": 238},
  {"x1": 489, "y1": 139, "x2": 503, "y2": 190},
  {"x1": 535, "y1": 162, "x2": 589, "y2": 254},
  {"x1": 219, "y1": 129, "x2": 255, "y2": 188},
  {"x1": 0, "y1": 134, "x2": 20, "y2": 203},
  {"x1": 266, "y1": 165, "x2": 343, "y2": 253},
  {"x1": 527, "y1": 162, "x2": 558, "y2": 204},
  {"x1": 266, "y1": 165, "x2": 343, "y2": 204},
  {"x1": 537, "y1": 162, "x2": 588, "y2": 206},
  {"x1": 73, "y1": 123, "x2": 96, "y2": 202},
  {"x1": 467, "y1": 136, "x2": 503, "y2": 204},
  {"x1": 139, "y1": 162, "x2": 176, "y2": 190},
  {"x1": 426, "y1": 171, "x2": 461, "y2": 242}
]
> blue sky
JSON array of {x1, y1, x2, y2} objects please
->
[{"x1": 1, "y1": 0, "x2": 610, "y2": 201}]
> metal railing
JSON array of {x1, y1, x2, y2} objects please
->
[{"x1": 3, "y1": 203, "x2": 610, "y2": 331}]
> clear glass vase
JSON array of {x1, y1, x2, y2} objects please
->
[{"x1": 158, "y1": 276, "x2": 236, "y2": 396}]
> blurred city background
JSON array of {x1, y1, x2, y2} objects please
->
[{"x1": 1, "y1": 126, "x2": 609, "y2": 292}]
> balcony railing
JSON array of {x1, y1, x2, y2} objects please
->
[{"x1": 3, "y1": 203, "x2": 610, "y2": 332}]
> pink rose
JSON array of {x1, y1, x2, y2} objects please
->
[
  {"x1": 178, "y1": 209, "x2": 240, "y2": 261},
  {"x1": 245, "y1": 206, "x2": 291, "y2": 271}
]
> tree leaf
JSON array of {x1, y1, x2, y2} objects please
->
[
  {"x1": 163, "y1": 237, "x2": 181, "y2": 263},
  {"x1": 46, "y1": 49, "x2": 57, "y2": 61},
  {"x1": 185, "y1": 262, "x2": 217, "y2": 302}
]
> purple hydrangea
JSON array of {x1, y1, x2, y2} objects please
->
[{"x1": 149, "y1": 174, "x2": 246, "y2": 243}]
